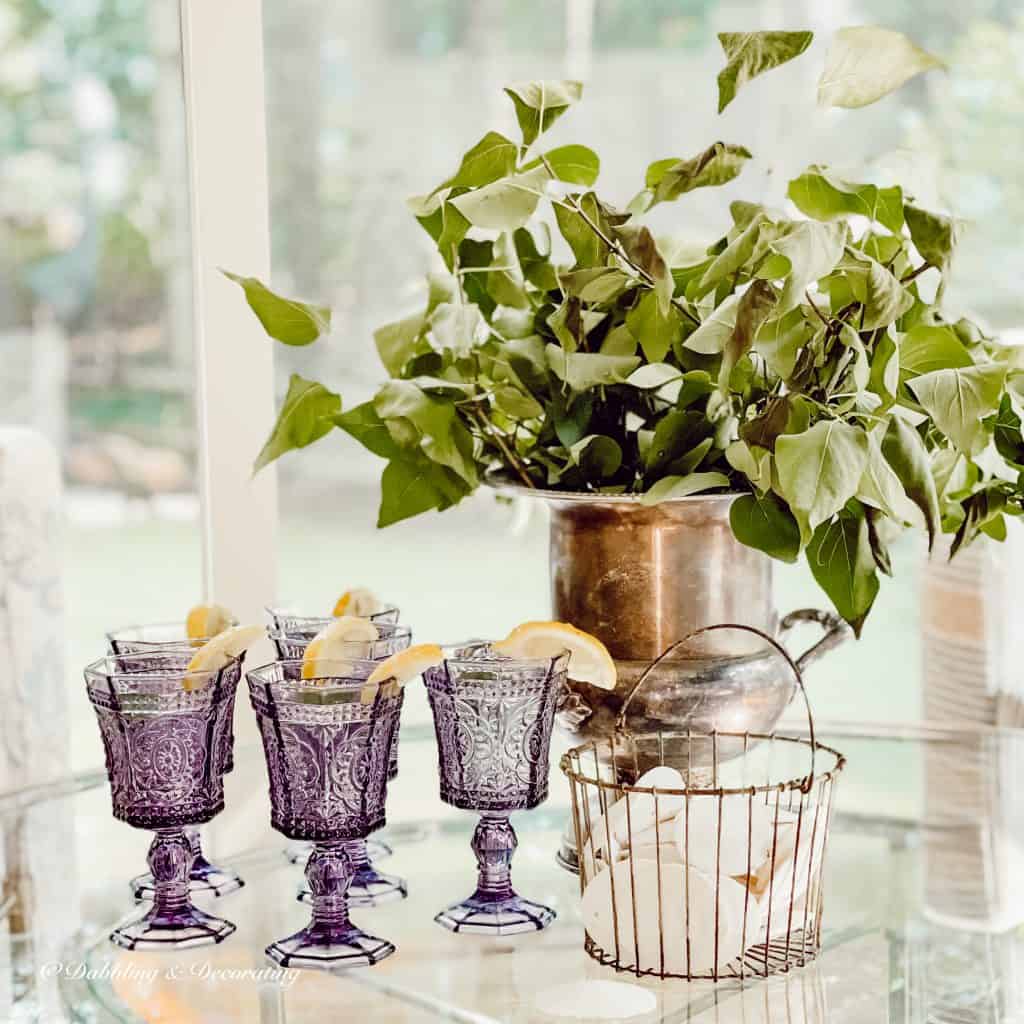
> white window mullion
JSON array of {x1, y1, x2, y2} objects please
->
[{"x1": 180, "y1": 0, "x2": 278, "y2": 620}]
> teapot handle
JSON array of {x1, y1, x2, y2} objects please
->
[{"x1": 777, "y1": 609, "x2": 852, "y2": 672}]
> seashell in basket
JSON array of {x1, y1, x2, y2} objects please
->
[{"x1": 581, "y1": 857, "x2": 754, "y2": 975}]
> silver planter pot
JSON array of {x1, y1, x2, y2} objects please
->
[{"x1": 498, "y1": 485, "x2": 851, "y2": 870}]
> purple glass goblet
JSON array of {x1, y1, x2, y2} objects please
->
[
  {"x1": 424, "y1": 643, "x2": 568, "y2": 936},
  {"x1": 247, "y1": 658, "x2": 404, "y2": 970},
  {"x1": 84, "y1": 652, "x2": 242, "y2": 950},
  {"x1": 269, "y1": 625, "x2": 410, "y2": 906},
  {"x1": 106, "y1": 626, "x2": 244, "y2": 900}
]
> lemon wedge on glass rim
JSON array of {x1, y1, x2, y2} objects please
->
[
  {"x1": 332, "y1": 588, "x2": 383, "y2": 617},
  {"x1": 300, "y1": 616, "x2": 380, "y2": 680},
  {"x1": 184, "y1": 624, "x2": 266, "y2": 689},
  {"x1": 185, "y1": 602, "x2": 235, "y2": 643},
  {"x1": 493, "y1": 621, "x2": 616, "y2": 690}
]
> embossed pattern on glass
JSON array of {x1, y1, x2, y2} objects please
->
[
  {"x1": 268, "y1": 624, "x2": 411, "y2": 904},
  {"x1": 84, "y1": 653, "x2": 241, "y2": 949},
  {"x1": 266, "y1": 606, "x2": 400, "y2": 634},
  {"x1": 105, "y1": 633, "x2": 244, "y2": 900},
  {"x1": 424, "y1": 643, "x2": 568, "y2": 935},
  {"x1": 247, "y1": 659, "x2": 403, "y2": 969}
]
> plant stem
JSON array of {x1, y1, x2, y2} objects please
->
[
  {"x1": 540, "y1": 156, "x2": 700, "y2": 329},
  {"x1": 468, "y1": 407, "x2": 535, "y2": 489},
  {"x1": 805, "y1": 290, "x2": 830, "y2": 327},
  {"x1": 900, "y1": 262, "x2": 932, "y2": 284}
]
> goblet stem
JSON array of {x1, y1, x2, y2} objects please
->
[
  {"x1": 130, "y1": 826, "x2": 244, "y2": 901},
  {"x1": 473, "y1": 813, "x2": 517, "y2": 901},
  {"x1": 434, "y1": 813, "x2": 556, "y2": 935},
  {"x1": 266, "y1": 841, "x2": 395, "y2": 970},
  {"x1": 112, "y1": 828, "x2": 236, "y2": 950}
]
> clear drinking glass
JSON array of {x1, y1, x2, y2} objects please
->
[
  {"x1": 268, "y1": 625, "x2": 411, "y2": 903},
  {"x1": 247, "y1": 658, "x2": 404, "y2": 969},
  {"x1": 423, "y1": 642, "x2": 569, "y2": 935},
  {"x1": 106, "y1": 624, "x2": 244, "y2": 899},
  {"x1": 84, "y1": 652, "x2": 241, "y2": 949}
]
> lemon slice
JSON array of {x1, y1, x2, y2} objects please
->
[
  {"x1": 493, "y1": 621, "x2": 616, "y2": 690},
  {"x1": 184, "y1": 624, "x2": 265, "y2": 688},
  {"x1": 332, "y1": 587, "x2": 383, "y2": 617},
  {"x1": 366, "y1": 644, "x2": 444, "y2": 690},
  {"x1": 301, "y1": 616, "x2": 380, "y2": 680},
  {"x1": 185, "y1": 602, "x2": 235, "y2": 642}
]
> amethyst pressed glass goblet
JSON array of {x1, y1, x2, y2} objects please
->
[
  {"x1": 424, "y1": 643, "x2": 569, "y2": 935},
  {"x1": 84, "y1": 652, "x2": 241, "y2": 950},
  {"x1": 270, "y1": 625, "x2": 410, "y2": 903},
  {"x1": 247, "y1": 658, "x2": 404, "y2": 970},
  {"x1": 106, "y1": 625, "x2": 244, "y2": 900}
]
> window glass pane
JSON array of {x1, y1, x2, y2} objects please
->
[
  {"x1": 263, "y1": 0, "x2": 1023, "y2": 741},
  {"x1": 0, "y1": 0, "x2": 200, "y2": 770}
]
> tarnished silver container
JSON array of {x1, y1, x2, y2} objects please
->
[{"x1": 535, "y1": 490, "x2": 850, "y2": 741}]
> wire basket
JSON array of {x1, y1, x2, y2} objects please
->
[{"x1": 560, "y1": 624, "x2": 845, "y2": 981}]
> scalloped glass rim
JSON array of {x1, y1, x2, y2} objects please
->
[{"x1": 83, "y1": 652, "x2": 242, "y2": 690}]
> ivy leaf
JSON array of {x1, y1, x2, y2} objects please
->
[
  {"x1": 626, "y1": 363, "x2": 682, "y2": 390},
  {"x1": 904, "y1": 204, "x2": 960, "y2": 271},
  {"x1": 730, "y1": 491, "x2": 801, "y2": 562},
  {"x1": 716, "y1": 31, "x2": 813, "y2": 113},
  {"x1": 754, "y1": 308, "x2": 814, "y2": 380},
  {"x1": 640, "y1": 471, "x2": 730, "y2": 506},
  {"x1": 334, "y1": 402, "x2": 405, "y2": 461},
  {"x1": 867, "y1": 333, "x2": 900, "y2": 411},
  {"x1": 684, "y1": 292, "x2": 741, "y2": 354},
  {"x1": 770, "y1": 220, "x2": 847, "y2": 313},
  {"x1": 720, "y1": 280, "x2": 776, "y2": 390},
  {"x1": 513, "y1": 225, "x2": 557, "y2": 291},
  {"x1": 254, "y1": 374, "x2": 340, "y2": 472},
  {"x1": 439, "y1": 131, "x2": 518, "y2": 191},
  {"x1": 644, "y1": 411, "x2": 707, "y2": 475},
  {"x1": 951, "y1": 489, "x2": 1007, "y2": 558},
  {"x1": 525, "y1": 144, "x2": 600, "y2": 185},
  {"x1": 859, "y1": 259, "x2": 913, "y2": 330},
  {"x1": 223, "y1": 271, "x2": 330, "y2": 346},
  {"x1": 726, "y1": 441, "x2": 773, "y2": 492},
  {"x1": 774, "y1": 420, "x2": 869, "y2": 542},
  {"x1": 615, "y1": 225, "x2": 673, "y2": 312},
  {"x1": 899, "y1": 324, "x2": 972, "y2": 377},
  {"x1": 817, "y1": 26, "x2": 945, "y2": 109},
  {"x1": 546, "y1": 345, "x2": 640, "y2": 391},
  {"x1": 430, "y1": 302, "x2": 486, "y2": 356},
  {"x1": 993, "y1": 395, "x2": 1024, "y2": 469},
  {"x1": 374, "y1": 381, "x2": 478, "y2": 486},
  {"x1": 700, "y1": 213, "x2": 768, "y2": 290},
  {"x1": 559, "y1": 267, "x2": 631, "y2": 304},
  {"x1": 569, "y1": 435, "x2": 623, "y2": 478},
  {"x1": 374, "y1": 313, "x2": 425, "y2": 377},
  {"x1": 907, "y1": 364, "x2": 1006, "y2": 456},
  {"x1": 494, "y1": 386, "x2": 544, "y2": 421},
  {"x1": 626, "y1": 291, "x2": 684, "y2": 363},
  {"x1": 377, "y1": 455, "x2": 469, "y2": 528},
  {"x1": 647, "y1": 143, "x2": 752, "y2": 207},
  {"x1": 880, "y1": 417, "x2": 941, "y2": 551},
  {"x1": 788, "y1": 166, "x2": 904, "y2": 234},
  {"x1": 858, "y1": 430, "x2": 917, "y2": 523},
  {"x1": 806, "y1": 512, "x2": 879, "y2": 636},
  {"x1": 553, "y1": 192, "x2": 620, "y2": 268},
  {"x1": 451, "y1": 167, "x2": 547, "y2": 232},
  {"x1": 503, "y1": 80, "x2": 583, "y2": 146},
  {"x1": 550, "y1": 392, "x2": 593, "y2": 448},
  {"x1": 740, "y1": 395, "x2": 791, "y2": 451}
]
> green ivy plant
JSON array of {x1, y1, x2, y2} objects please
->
[{"x1": 229, "y1": 27, "x2": 1024, "y2": 634}]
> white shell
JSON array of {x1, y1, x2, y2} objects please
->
[
  {"x1": 581, "y1": 857, "x2": 755, "y2": 975},
  {"x1": 588, "y1": 766, "x2": 686, "y2": 849},
  {"x1": 670, "y1": 794, "x2": 781, "y2": 876}
]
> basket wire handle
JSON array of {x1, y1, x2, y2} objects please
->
[{"x1": 614, "y1": 623, "x2": 817, "y2": 791}]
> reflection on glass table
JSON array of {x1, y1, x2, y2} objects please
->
[{"x1": 2, "y1": 724, "x2": 1024, "y2": 1022}]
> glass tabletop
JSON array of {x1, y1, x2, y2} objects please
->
[{"x1": 3, "y1": 722, "x2": 1023, "y2": 1023}]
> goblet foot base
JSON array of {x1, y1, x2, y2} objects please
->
[
  {"x1": 111, "y1": 904, "x2": 236, "y2": 950},
  {"x1": 299, "y1": 865, "x2": 406, "y2": 907},
  {"x1": 366, "y1": 837, "x2": 393, "y2": 860},
  {"x1": 434, "y1": 892, "x2": 556, "y2": 935},
  {"x1": 265, "y1": 921, "x2": 395, "y2": 970},
  {"x1": 131, "y1": 856, "x2": 245, "y2": 902}
]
